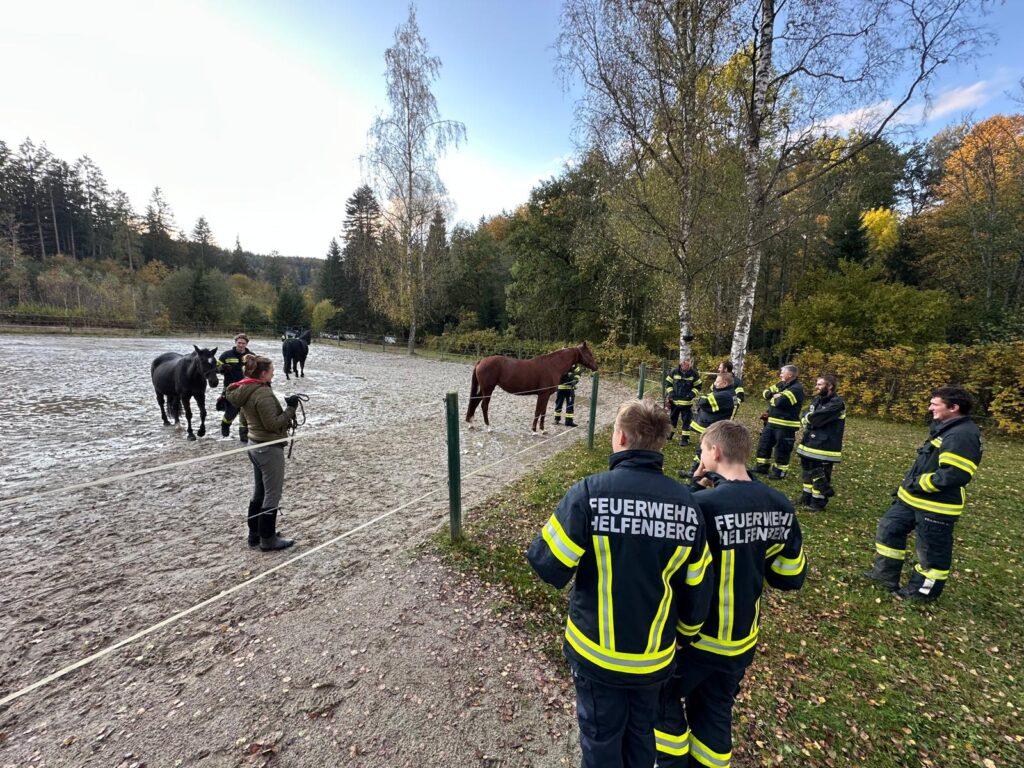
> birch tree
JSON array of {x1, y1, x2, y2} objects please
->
[
  {"x1": 727, "y1": 0, "x2": 991, "y2": 375},
  {"x1": 365, "y1": 4, "x2": 465, "y2": 354}
]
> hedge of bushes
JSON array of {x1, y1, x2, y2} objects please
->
[{"x1": 426, "y1": 332, "x2": 1023, "y2": 436}]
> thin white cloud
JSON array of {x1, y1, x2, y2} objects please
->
[
  {"x1": 820, "y1": 80, "x2": 994, "y2": 135},
  {"x1": 924, "y1": 81, "x2": 990, "y2": 120}
]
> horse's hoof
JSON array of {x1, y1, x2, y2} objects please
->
[
  {"x1": 197, "y1": 428, "x2": 206, "y2": 437},
  {"x1": 187, "y1": 433, "x2": 197, "y2": 441}
]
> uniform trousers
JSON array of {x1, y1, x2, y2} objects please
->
[
  {"x1": 670, "y1": 404, "x2": 694, "y2": 439},
  {"x1": 799, "y1": 457, "x2": 835, "y2": 506},
  {"x1": 572, "y1": 665, "x2": 661, "y2": 768},
  {"x1": 874, "y1": 499, "x2": 955, "y2": 599},
  {"x1": 656, "y1": 653, "x2": 745, "y2": 768},
  {"x1": 554, "y1": 389, "x2": 576, "y2": 422},
  {"x1": 755, "y1": 426, "x2": 797, "y2": 472}
]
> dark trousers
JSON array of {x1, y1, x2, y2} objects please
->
[
  {"x1": 248, "y1": 443, "x2": 285, "y2": 538},
  {"x1": 799, "y1": 457, "x2": 835, "y2": 507},
  {"x1": 874, "y1": 499, "x2": 955, "y2": 598},
  {"x1": 221, "y1": 397, "x2": 241, "y2": 426},
  {"x1": 554, "y1": 389, "x2": 576, "y2": 423},
  {"x1": 755, "y1": 426, "x2": 796, "y2": 472},
  {"x1": 670, "y1": 405, "x2": 694, "y2": 439},
  {"x1": 572, "y1": 667, "x2": 661, "y2": 768},
  {"x1": 656, "y1": 655, "x2": 745, "y2": 768}
]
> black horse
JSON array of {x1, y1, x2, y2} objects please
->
[
  {"x1": 282, "y1": 329, "x2": 311, "y2": 380},
  {"x1": 151, "y1": 346, "x2": 219, "y2": 441}
]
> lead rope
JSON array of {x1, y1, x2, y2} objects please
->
[{"x1": 287, "y1": 393, "x2": 310, "y2": 459}]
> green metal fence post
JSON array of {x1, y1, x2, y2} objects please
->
[
  {"x1": 661, "y1": 359, "x2": 668, "y2": 400},
  {"x1": 445, "y1": 391, "x2": 463, "y2": 542},
  {"x1": 587, "y1": 372, "x2": 600, "y2": 450},
  {"x1": 637, "y1": 362, "x2": 646, "y2": 399}
]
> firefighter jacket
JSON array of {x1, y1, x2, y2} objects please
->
[
  {"x1": 666, "y1": 366, "x2": 702, "y2": 406},
  {"x1": 684, "y1": 475, "x2": 806, "y2": 671},
  {"x1": 762, "y1": 378, "x2": 804, "y2": 430},
  {"x1": 797, "y1": 393, "x2": 846, "y2": 463},
  {"x1": 527, "y1": 450, "x2": 714, "y2": 687},
  {"x1": 558, "y1": 363, "x2": 583, "y2": 391},
  {"x1": 897, "y1": 416, "x2": 982, "y2": 517},
  {"x1": 218, "y1": 347, "x2": 254, "y2": 387},
  {"x1": 692, "y1": 386, "x2": 737, "y2": 437}
]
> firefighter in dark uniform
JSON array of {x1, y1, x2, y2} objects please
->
[
  {"x1": 717, "y1": 360, "x2": 745, "y2": 418},
  {"x1": 796, "y1": 374, "x2": 846, "y2": 510},
  {"x1": 656, "y1": 420, "x2": 806, "y2": 768},
  {"x1": 754, "y1": 364, "x2": 804, "y2": 480},
  {"x1": 527, "y1": 399, "x2": 714, "y2": 768},
  {"x1": 218, "y1": 333, "x2": 254, "y2": 441},
  {"x1": 554, "y1": 362, "x2": 583, "y2": 427},
  {"x1": 863, "y1": 387, "x2": 982, "y2": 602},
  {"x1": 665, "y1": 357, "x2": 702, "y2": 445},
  {"x1": 679, "y1": 371, "x2": 737, "y2": 479}
]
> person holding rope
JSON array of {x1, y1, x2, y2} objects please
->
[
  {"x1": 216, "y1": 333, "x2": 254, "y2": 441},
  {"x1": 226, "y1": 354, "x2": 300, "y2": 551}
]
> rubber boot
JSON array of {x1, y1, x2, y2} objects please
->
[
  {"x1": 246, "y1": 500, "x2": 261, "y2": 547},
  {"x1": 768, "y1": 467, "x2": 786, "y2": 480},
  {"x1": 565, "y1": 417, "x2": 576, "y2": 427},
  {"x1": 800, "y1": 490, "x2": 814, "y2": 509},
  {"x1": 221, "y1": 420, "x2": 231, "y2": 438},
  {"x1": 752, "y1": 462, "x2": 769, "y2": 475},
  {"x1": 259, "y1": 508, "x2": 294, "y2": 551},
  {"x1": 897, "y1": 567, "x2": 945, "y2": 602},
  {"x1": 239, "y1": 426, "x2": 249, "y2": 444},
  {"x1": 863, "y1": 555, "x2": 903, "y2": 592}
]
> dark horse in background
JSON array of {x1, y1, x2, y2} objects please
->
[
  {"x1": 282, "y1": 329, "x2": 311, "y2": 380},
  {"x1": 151, "y1": 346, "x2": 219, "y2": 440},
  {"x1": 466, "y1": 343, "x2": 598, "y2": 432}
]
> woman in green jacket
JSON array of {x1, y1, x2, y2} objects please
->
[{"x1": 225, "y1": 354, "x2": 299, "y2": 551}]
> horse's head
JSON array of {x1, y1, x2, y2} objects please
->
[
  {"x1": 193, "y1": 345, "x2": 220, "y2": 388},
  {"x1": 577, "y1": 341, "x2": 597, "y2": 371},
  {"x1": 299, "y1": 329, "x2": 312, "y2": 344}
]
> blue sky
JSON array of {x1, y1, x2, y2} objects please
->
[{"x1": 0, "y1": 0, "x2": 1021, "y2": 259}]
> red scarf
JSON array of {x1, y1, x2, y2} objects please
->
[{"x1": 228, "y1": 377, "x2": 268, "y2": 390}]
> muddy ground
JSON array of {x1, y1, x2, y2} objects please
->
[{"x1": 0, "y1": 335, "x2": 631, "y2": 767}]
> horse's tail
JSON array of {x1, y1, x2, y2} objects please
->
[
  {"x1": 466, "y1": 365, "x2": 480, "y2": 422},
  {"x1": 168, "y1": 396, "x2": 181, "y2": 422}
]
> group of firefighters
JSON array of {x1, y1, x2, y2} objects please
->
[{"x1": 531, "y1": 355, "x2": 983, "y2": 768}]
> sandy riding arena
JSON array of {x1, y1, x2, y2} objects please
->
[{"x1": 0, "y1": 335, "x2": 628, "y2": 767}]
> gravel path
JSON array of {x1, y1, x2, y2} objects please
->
[{"x1": 0, "y1": 336, "x2": 630, "y2": 767}]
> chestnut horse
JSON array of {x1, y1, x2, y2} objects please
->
[{"x1": 466, "y1": 343, "x2": 598, "y2": 432}]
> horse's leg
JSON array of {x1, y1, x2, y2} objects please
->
[
  {"x1": 196, "y1": 393, "x2": 207, "y2": 438},
  {"x1": 299, "y1": 357, "x2": 305, "y2": 377},
  {"x1": 156, "y1": 393, "x2": 170, "y2": 425},
  {"x1": 535, "y1": 393, "x2": 552, "y2": 433},
  {"x1": 481, "y1": 386, "x2": 493, "y2": 429},
  {"x1": 183, "y1": 395, "x2": 196, "y2": 441}
]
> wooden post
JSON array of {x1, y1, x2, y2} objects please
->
[
  {"x1": 661, "y1": 359, "x2": 668, "y2": 400},
  {"x1": 638, "y1": 362, "x2": 646, "y2": 399},
  {"x1": 587, "y1": 372, "x2": 600, "y2": 451},
  {"x1": 445, "y1": 391, "x2": 463, "y2": 542}
]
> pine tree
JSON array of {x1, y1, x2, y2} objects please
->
[{"x1": 317, "y1": 237, "x2": 345, "y2": 305}]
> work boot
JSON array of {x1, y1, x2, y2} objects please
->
[
  {"x1": 221, "y1": 421, "x2": 230, "y2": 438},
  {"x1": 246, "y1": 500, "x2": 261, "y2": 547},
  {"x1": 863, "y1": 555, "x2": 903, "y2": 592},
  {"x1": 239, "y1": 427, "x2": 249, "y2": 443},
  {"x1": 554, "y1": 417, "x2": 561, "y2": 424},
  {"x1": 678, "y1": 437, "x2": 689, "y2": 447},
  {"x1": 896, "y1": 584, "x2": 939, "y2": 603},
  {"x1": 768, "y1": 467, "x2": 786, "y2": 480},
  {"x1": 260, "y1": 534, "x2": 295, "y2": 551},
  {"x1": 565, "y1": 421, "x2": 577, "y2": 428},
  {"x1": 752, "y1": 464, "x2": 769, "y2": 475},
  {"x1": 800, "y1": 490, "x2": 813, "y2": 508}
]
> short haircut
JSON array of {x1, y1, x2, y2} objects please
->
[
  {"x1": 717, "y1": 371, "x2": 735, "y2": 386},
  {"x1": 782, "y1": 364, "x2": 799, "y2": 376},
  {"x1": 242, "y1": 353, "x2": 273, "y2": 378},
  {"x1": 819, "y1": 373, "x2": 838, "y2": 392},
  {"x1": 615, "y1": 399, "x2": 672, "y2": 451},
  {"x1": 719, "y1": 360, "x2": 734, "y2": 372},
  {"x1": 235, "y1": 333, "x2": 249, "y2": 343},
  {"x1": 932, "y1": 386, "x2": 974, "y2": 416},
  {"x1": 701, "y1": 420, "x2": 751, "y2": 464}
]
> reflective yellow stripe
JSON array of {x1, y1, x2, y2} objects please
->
[
  {"x1": 647, "y1": 546, "x2": 689, "y2": 654},
  {"x1": 687, "y1": 543, "x2": 712, "y2": 585},
  {"x1": 655, "y1": 728, "x2": 690, "y2": 756},
  {"x1": 718, "y1": 550, "x2": 734, "y2": 641},
  {"x1": 676, "y1": 619, "x2": 702, "y2": 636},
  {"x1": 875, "y1": 542, "x2": 905, "y2": 559},
  {"x1": 594, "y1": 535, "x2": 615, "y2": 650},
  {"x1": 766, "y1": 543, "x2": 785, "y2": 559},
  {"x1": 564, "y1": 618, "x2": 675, "y2": 674},
  {"x1": 914, "y1": 564, "x2": 950, "y2": 580},
  {"x1": 797, "y1": 444, "x2": 842, "y2": 460},
  {"x1": 691, "y1": 732, "x2": 731, "y2": 767},
  {"x1": 930, "y1": 437, "x2": 943, "y2": 447},
  {"x1": 691, "y1": 422, "x2": 707, "y2": 434},
  {"x1": 802, "y1": 483, "x2": 814, "y2": 492},
  {"x1": 541, "y1": 515, "x2": 584, "y2": 568},
  {"x1": 770, "y1": 550, "x2": 806, "y2": 576},
  {"x1": 767, "y1": 417, "x2": 801, "y2": 428},
  {"x1": 692, "y1": 627, "x2": 759, "y2": 657},
  {"x1": 897, "y1": 486, "x2": 965, "y2": 515},
  {"x1": 919, "y1": 473, "x2": 939, "y2": 493},
  {"x1": 707, "y1": 393, "x2": 719, "y2": 412},
  {"x1": 783, "y1": 390, "x2": 798, "y2": 405},
  {"x1": 939, "y1": 452, "x2": 977, "y2": 475}
]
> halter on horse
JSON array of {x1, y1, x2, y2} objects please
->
[{"x1": 466, "y1": 343, "x2": 598, "y2": 432}]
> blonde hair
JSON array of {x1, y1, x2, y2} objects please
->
[
  {"x1": 615, "y1": 399, "x2": 671, "y2": 451},
  {"x1": 701, "y1": 421, "x2": 751, "y2": 464},
  {"x1": 242, "y1": 354, "x2": 273, "y2": 378}
]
